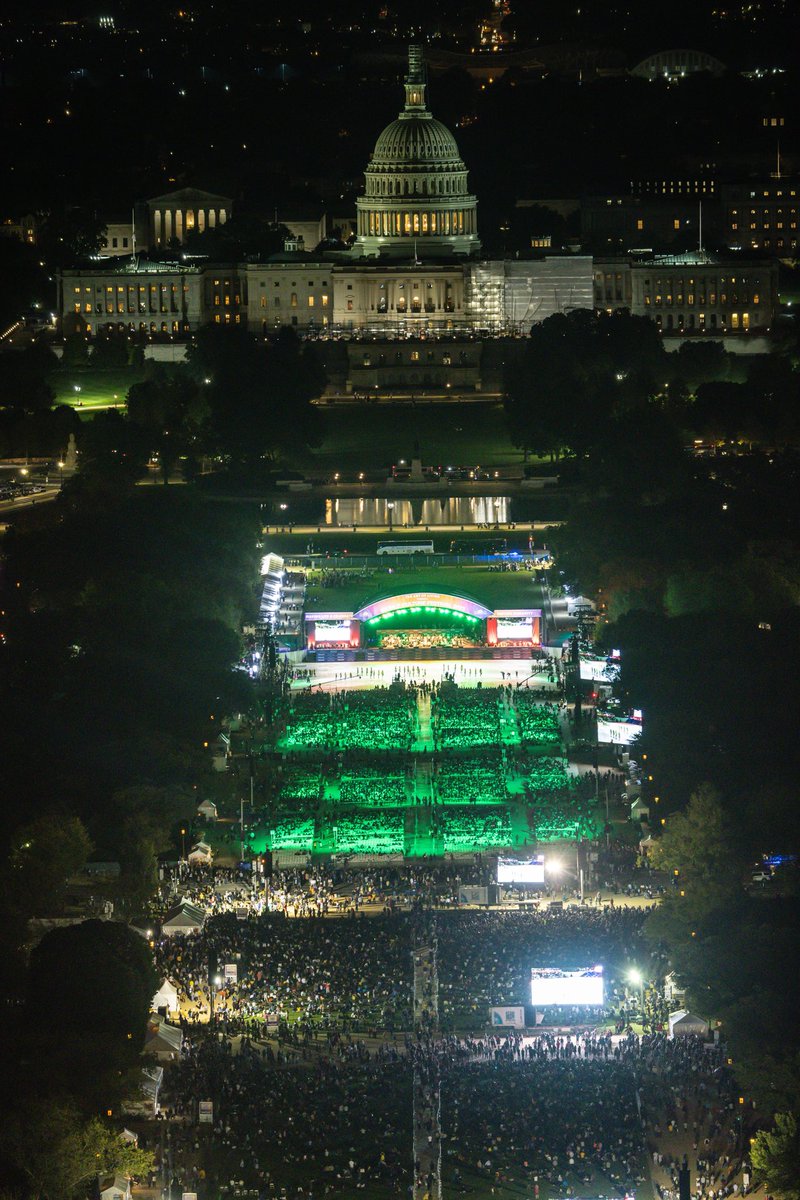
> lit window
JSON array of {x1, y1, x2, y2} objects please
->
[
  {"x1": 636, "y1": 219, "x2": 644, "y2": 231},
  {"x1": 308, "y1": 295, "x2": 315, "y2": 307},
  {"x1": 290, "y1": 293, "x2": 298, "y2": 307}
]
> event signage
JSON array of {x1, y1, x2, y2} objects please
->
[
  {"x1": 458, "y1": 885, "x2": 489, "y2": 906},
  {"x1": 490, "y1": 1006, "x2": 525, "y2": 1028},
  {"x1": 223, "y1": 963, "x2": 238, "y2": 983},
  {"x1": 198, "y1": 1100, "x2": 213, "y2": 1125}
]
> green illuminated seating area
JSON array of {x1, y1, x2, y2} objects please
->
[
  {"x1": 263, "y1": 679, "x2": 586, "y2": 857},
  {"x1": 435, "y1": 805, "x2": 512, "y2": 852},
  {"x1": 521, "y1": 756, "x2": 572, "y2": 791},
  {"x1": 278, "y1": 688, "x2": 414, "y2": 752},
  {"x1": 333, "y1": 689, "x2": 415, "y2": 752},
  {"x1": 530, "y1": 801, "x2": 596, "y2": 842},
  {"x1": 332, "y1": 809, "x2": 405, "y2": 854},
  {"x1": 278, "y1": 767, "x2": 322, "y2": 801},
  {"x1": 338, "y1": 774, "x2": 408, "y2": 807},
  {"x1": 514, "y1": 698, "x2": 561, "y2": 746},
  {"x1": 432, "y1": 689, "x2": 501, "y2": 749},
  {"x1": 270, "y1": 817, "x2": 315, "y2": 851},
  {"x1": 435, "y1": 749, "x2": 508, "y2": 804},
  {"x1": 279, "y1": 709, "x2": 332, "y2": 751}
]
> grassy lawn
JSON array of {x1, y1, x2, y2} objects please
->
[
  {"x1": 52, "y1": 366, "x2": 145, "y2": 412},
  {"x1": 303, "y1": 563, "x2": 547, "y2": 615},
  {"x1": 299, "y1": 402, "x2": 528, "y2": 474}
]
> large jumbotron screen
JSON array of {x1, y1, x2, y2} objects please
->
[
  {"x1": 497, "y1": 856, "x2": 545, "y2": 884},
  {"x1": 531, "y1": 966, "x2": 604, "y2": 1006}
]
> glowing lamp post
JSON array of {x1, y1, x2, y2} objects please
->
[
  {"x1": 387, "y1": 500, "x2": 395, "y2": 533},
  {"x1": 628, "y1": 967, "x2": 645, "y2": 1018}
]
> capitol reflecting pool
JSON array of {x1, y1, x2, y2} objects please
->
[{"x1": 325, "y1": 495, "x2": 512, "y2": 526}]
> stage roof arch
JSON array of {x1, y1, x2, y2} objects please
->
[{"x1": 354, "y1": 591, "x2": 493, "y2": 624}]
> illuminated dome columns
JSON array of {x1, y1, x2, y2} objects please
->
[{"x1": 355, "y1": 46, "x2": 480, "y2": 259}]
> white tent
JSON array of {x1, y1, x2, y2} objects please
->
[
  {"x1": 668, "y1": 1009, "x2": 710, "y2": 1038},
  {"x1": 187, "y1": 841, "x2": 212, "y2": 865},
  {"x1": 161, "y1": 900, "x2": 205, "y2": 937},
  {"x1": 152, "y1": 978, "x2": 179, "y2": 1014},
  {"x1": 99, "y1": 1176, "x2": 131, "y2": 1200},
  {"x1": 197, "y1": 798, "x2": 218, "y2": 821}
]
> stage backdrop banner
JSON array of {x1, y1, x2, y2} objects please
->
[
  {"x1": 490, "y1": 1005, "x2": 525, "y2": 1028},
  {"x1": 459, "y1": 885, "x2": 489, "y2": 906}
]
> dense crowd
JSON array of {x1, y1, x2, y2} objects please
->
[
  {"x1": 430, "y1": 804, "x2": 513, "y2": 854},
  {"x1": 158, "y1": 1024, "x2": 754, "y2": 1200},
  {"x1": 431, "y1": 687, "x2": 501, "y2": 750},
  {"x1": 436, "y1": 907, "x2": 651, "y2": 1030},
  {"x1": 155, "y1": 911, "x2": 415, "y2": 1031}
]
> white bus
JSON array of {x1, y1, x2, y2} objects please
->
[{"x1": 377, "y1": 540, "x2": 434, "y2": 556}]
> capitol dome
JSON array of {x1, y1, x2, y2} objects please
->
[{"x1": 354, "y1": 46, "x2": 480, "y2": 259}]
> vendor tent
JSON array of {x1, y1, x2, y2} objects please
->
[
  {"x1": 99, "y1": 1176, "x2": 131, "y2": 1200},
  {"x1": 161, "y1": 900, "x2": 205, "y2": 937},
  {"x1": 152, "y1": 978, "x2": 179, "y2": 1014},
  {"x1": 145, "y1": 1017, "x2": 183, "y2": 1061},
  {"x1": 187, "y1": 840, "x2": 212, "y2": 865},
  {"x1": 668, "y1": 1010, "x2": 709, "y2": 1038},
  {"x1": 122, "y1": 1065, "x2": 163, "y2": 1118},
  {"x1": 196, "y1": 798, "x2": 218, "y2": 821}
]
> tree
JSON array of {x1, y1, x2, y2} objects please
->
[
  {"x1": 751, "y1": 1112, "x2": 800, "y2": 1199},
  {"x1": 3, "y1": 813, "x2": 92, "y2": 923},
  {"x1": 62, "y1": 331, "x2": 90, "y2": 368},
  {"x1": 72, "y1": 408, "x2": 150, "y2": 495},
  {"x1": 0, "y1": 347, "x2": 56, "y2": 416},
  {"x1": 186, "y1": 324, "x2": 324, "y2": 465},
  {"x1": 183, "y1": 214, "x2": 289, "y2": 259},
  {"x1": 127, "y1": 368, "x2": 208, "y2": 484},
  {"x1": 673, "y1": 339, "x2": 730, "y2": 389},
  {"x1": 110, "y1": 785, "x2": 195, "y2": 905},
  {"x1": 38, "y1": 209, "x2": 107, "y2": 268},
  {"x1": 1, "y1": 1102, "x2": 153, "y2": 1200},
  {"x1": 651, "y1": 784, "x2": 743, "y2": 895},
  {"x1": 91, "y1": 328, "x2": 132, "y2": 370},
  {"x1": 503, "y1": 308, "x2": 667, "y2": 462},
  {"x1": 24, "y1": 920, "x2": 158, "y2": 1108}
]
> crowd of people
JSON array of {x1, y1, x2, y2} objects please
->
[
  {"x1": 435, "y1": 906, "x2": 652, "y2": 1031},
  {"x1": 155, "y1": 1020, "x2": 755, "y2": 1200},
  {"x1": 429, "y1": 804, "x2": 514, "y2": 854}
]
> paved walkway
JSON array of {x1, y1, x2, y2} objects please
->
[{"x1": 413, "y1": 931, "x2": 441, "y2": 1200}]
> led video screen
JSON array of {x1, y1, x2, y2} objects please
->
[
  {"x1": 497, "y1": 857, "x2": 545, "y2": 884},
  {"x1": 497, "y1": 617, "x2": 533, "y2": 641},
  {"x1": 530, "y1": 966, "x2": 604, "y2": 1006},
  {"x1": 314, "y1": 620, "x2": 351, "y2": 643}
]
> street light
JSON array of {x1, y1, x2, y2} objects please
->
[
  {"x1": 628, "y1": 968, "x2": 645, "y2": 1018},
  {"x1": 57, "y1": 460, "x2": 65, "y2": 488},
  {"x1": 387, "y1": 500, "x2": 395, "y2": 533}
]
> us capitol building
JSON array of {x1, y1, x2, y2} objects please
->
[{"x1": 59, "y1": 46, "x2": 776, "y2": 392}]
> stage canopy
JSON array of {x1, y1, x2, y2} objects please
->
[{"x1": 355, "y1": 591, "x2": 493, "y2": 625}]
